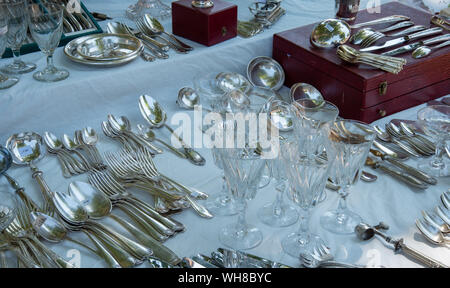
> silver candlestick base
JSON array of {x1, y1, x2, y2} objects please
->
[{"x1": 191, "y1": 0, "x2": 214, "y2": 8}]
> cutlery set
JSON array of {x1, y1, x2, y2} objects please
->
[{"x1": 238, "y1": 1, "x2": 286, "y2": 38}]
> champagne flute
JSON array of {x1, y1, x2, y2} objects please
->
[
  {"x1": 27, "y1": 1, "x2": 69, "y2": 82},
  {"x1": 0, "y1": 7, "x2": 19, "y2": 89},
  {"x1": 1, "y1": 0, "x2": 36, "y2": 74}
]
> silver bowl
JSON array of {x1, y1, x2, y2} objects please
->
[
  {"x1": 247, "y1": 56, "x2": 285, "y2": 91},
  {"x1": 310, "y1": 19, "x2": 351, "y2": 48},
  {"x1": 215, "y1": 72, "x2": 251, "y2": 93},
  {"x1": 290, "y1": 82, "x2": 324, "y2": 105}
]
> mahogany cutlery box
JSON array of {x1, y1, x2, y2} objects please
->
[
  {"x1": 172, "y1": 0, "x2": 237, "y2": 46},
  {"x1": 273, "y1": 2, "x2": 450, "y2": 123}
]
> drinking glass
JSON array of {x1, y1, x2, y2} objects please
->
[
  {"x1": 320, "y1": 119, "x2": 375, "y2": 234},
  {"x1": 28, "y1": 1, "x2": 69, "y2": 82},
  {"x1": 194, "y1": 72, "x2": 227, "y2": 111},
  {"x1": 218, "y1": 141, "x2": 266, "y2": 250},
  {"x1": 335, "y1": 0, "x2": 360, "y2": 21},
  {"x1": 280, "y1": 139, "x2": 330, "y2": 257},
  {"x1": 417, "y1": 105, "x2": 450, "y2": 177},
  {"x1": 0, "y1": 8, "x2": 19, "y2": 89},
  {"x1": 258, "y1": 100, "x2": 299, "y2": 227},
  {"x1": 1, "y1": 0, "x2": 36, "y2": 74},
  {"x1": 291, "y1": 98, "x2": 339, "y2": 203}
]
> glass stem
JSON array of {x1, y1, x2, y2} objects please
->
[
  {"x1": 431, "y1": 136, "x2": 445, "y2": 168},
  {"x1": 46, "y1": 53, "x2": 55, "y2": 71},
  {"x1": 337, "y1": 185, "x2": 349, "y2": 215},
  {"x1": 235, "y1": 199, "x2": 248, "y2": 239},
  {"x1": 0, "y1": 73, "x2": 8, "y2": 82},
  {"x1": 296, "y1": 207, "x2": 310, "y2": 244},
  {"x1": 272, "y1": 179, "x2": 285, "y2": 217},
  {"x1": 12, "y1": 48, "x2": 23, "y2": 66},
  {"x1": 219, "y1": 174, "x2": 231, "y2": 204}
]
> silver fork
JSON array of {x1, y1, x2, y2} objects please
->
[{"x1": 360, "y1": 25, "x2": 427, "y2": 48}]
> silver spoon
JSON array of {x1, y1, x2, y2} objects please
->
[
  {"x1": 422, "y1": 210, "x2": 450, "y2": 234},
  {"x1": 412, "y1": 40, "x2": 450, "y2": 59},
  {"x1": 143, "y1": 14, "x2": 193, "y2": 51},
  {"x1": 30, "y1": 211, "x2": 67, "y2": 243},
  {"x1": 139, "y1": 95, "x2": 206, "y2": 166},
  {"x1": 416, "y1": 218, "x2": 450, "y2": 248},
  {"x1": 137, "y1": 124, "x2": 187, "y2": 159},
  {"x1": 351, "y1": 21, "x2": 415, "y2": 45},
  {"x1": 373, "y1": 125, "x2": 421, "y2": 157}
]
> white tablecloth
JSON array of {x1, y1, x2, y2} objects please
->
[{"x1": 0, "y1": 0, "x2": 449, "y2": 268}]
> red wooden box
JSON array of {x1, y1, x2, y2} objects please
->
[
  {"x1": 273, "y1": 2, "x2": 450, "y2": 123},
  {"x1": 172, "y1": 0, "x2": 237, "y2": 47}
]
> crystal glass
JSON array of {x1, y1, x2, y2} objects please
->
[
  {"x1": 218, "y1": 143, "x2": 266, "y2": 250},
  {"x1": 193, "y1": 72, "x2": 227, "y2": 111},
  {"x1": 258, "y1": 100, "x2": 298, "y2": 227},
  {"x1": 0, "y1": 8, "x2": 19, "y2": 89},
  {"x1": 0, "y1": 191, "x2": 16, "y2": 232},
  {"x1": 280, "y1": 139, "x2": 330, "y2": 257},
  {"x1": 1, "y1": 0, "x2": 36, "y2": 74},
  {"x1": 417, "y1": 105, "x2": 450, "y2": 177},
  {"x1": 335, "y1": 0, "x2": 360, "y2": 21},
  {"x1": 320, "y1": 119, "x2": 375, "y2": 234},
  {"x1": 28, "y1": 1, "x2": 69, "y2": 82},
  {"x1": 291, "y1": 98, "x2": 339, "y2": 203},
  {"x1": 126, "y1": 0, "x2": 171, "y2": 21}
]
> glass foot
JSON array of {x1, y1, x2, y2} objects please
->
[
  {"x1": 320, "y1": 209, "x2": 362, "y2": 234},
  {"x1": 219, "y1": 223, "x2": 263, "y2": 250},
  {"x1": 2, "y1": 61, "x2": 36, "y2": 74},
  {"x1": 258, "y1": 202, "x2": 298, "y2": 227},
  {"x1": 33, "y1": 67, "x2": 69, "y2": 82},
  {"x1": 282, "y1": 233, "x2": 323, "y2": 258},
  {"x1": 417, "y1": 157, "x2": 450, "y2": 177},
  {"x1": 258, "y1": 174, "x2": 271, "y2": 189},
  {"x1": 0, "y1": 74, "x2": 19, "y2": 89},
  {"x1": 205, "y1": 194, "x2": 239, "y2": 216}
]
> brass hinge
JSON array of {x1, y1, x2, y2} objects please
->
[{"x1": 378, "y1": 81, "x2": 388, "y2": 96}]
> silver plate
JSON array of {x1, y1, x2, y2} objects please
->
[
  {"x1": 247, "y1": 56, "x2": 285, "y2": 91},
  {"x1": 64, "y1": 33, "x2": 143, "y2": 66}
]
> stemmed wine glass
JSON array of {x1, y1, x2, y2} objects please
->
[
  {"x1": 27, "y1": 1, "x2": 69, "y2": 82},
  {"x1": 320, "y1": 119, "x2": 375, "y2": 234},
  {"x1": 280, "y1": 138, "x2": 330, "y2": 257},
  {"x1": 0, "y1": 7, "x2": 19, "y2": 89},
  {"x1": 417, "y1": 105, "x2": 450, "y2": 177},
  {"x1": 217, "y1": 124, "x2": 267, "y2": 250},
  {"x1": 1, "y1": 0, "x2": 36, "y2": 74},
  {"x1": 258, "y1": 100, "x2": 299, "y2": 227}
]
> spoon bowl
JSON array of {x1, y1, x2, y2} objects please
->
[
  {"x1": 5, "y1": 132, "x2": 45, "y2": 165},
  {"x1": 68, "y1": 181, "x2": 112, "y2": 220},
  {"x1": 139, "y1": 94, "x2": 167, "y2": 128},
  {"x1": 30, "y1": 211, "x2": 67, "y2": 243},
  {"x1": 82, "y1": 127, "x2": 99, "y2": 146},
  {"x1": 310, "y1": 19, "x2": 351, "y2": 48}
]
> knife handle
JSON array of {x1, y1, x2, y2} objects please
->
[
  {"x1": 423, "y1": 34, "x2": 450, "y2": 45},
  {"x1": 385, "y1": 157, "x2": 437, "y2": 185},
  {"x1": 407, "y1": 27, "x2": 443, "y2": 41},
  {"x1": 377, "y1": 163, "x2": 428, "y2": 189},
  {"x1": 351, "y1": 15, "x2": 410, "y2": 29},
  {"x1": 433, "y1": 40, "x2": 450, "y2": 49},
  {"x1": 395, "y1": 239, "x2": 448, "y2": 268}
]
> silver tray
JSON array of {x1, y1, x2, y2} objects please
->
[{"x1": 64, "y1": 33, "x2": 143, "y2": 66}]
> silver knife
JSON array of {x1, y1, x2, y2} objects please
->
[
  {"x1": 360, "y1": 27, "x2": 443, "y2": 52},
  {"x1": 382, "y1": 34, "x2": 450, "y2": 56}
]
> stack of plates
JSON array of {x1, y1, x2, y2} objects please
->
[{"x1": 64, "y1": 33, "x2": 143, "y2": 66}]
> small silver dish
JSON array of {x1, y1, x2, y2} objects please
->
[
  {"x1": 290, "y1": 82, "x2": 324, "y2": 105},
  {"x1": 76, "y1": 34, "x2": 142, "y2": 61},
  {"x1": 215, "y1": 72, "x2": 251, "y2": 94},
  {"x1": 310, "y1": 19, "x2": 351, "y2": 48},
  {"x1": 64, "y1": 34, "x2": 143, "y2": 66},
  {"x1": 247, "y1": 56, "x2": 285, "y2": 91}
]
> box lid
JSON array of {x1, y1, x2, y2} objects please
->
[
  {"x1": 273, "y1": 2, "x2": 450, "y2": 94},
  {"x1": 174, "y1": 0, "x2": 236, "y2": 15}
]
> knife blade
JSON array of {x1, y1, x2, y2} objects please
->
[
  {"x1": 360, "y1": 27, "x2": 443, "y2": 52},
  {"x1": 382, "y1": 34, "x2": 450, "y2": 56}
]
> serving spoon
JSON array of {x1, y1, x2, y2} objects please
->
[
  {"x1": 139, "y1": 94, "x2": 206, "y2": 166},
  {"x1": 412, "y1": 40, "x2": 450, "y2": 59}
]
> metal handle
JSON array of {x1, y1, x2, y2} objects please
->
[
  {"x1": 395, "y1": 239, "x2": 448, "y2": 268},
  {"x1": 162, "y1": 31, "x2": 193, "y2": 51},
  {"x1": 185, "y1": 195, "x2": 214, "y2": 218},
  {"x1": 138, "y1": 33, "x2": 170, "y2": 52},
  {"x1": 154, "y1": 138, "x2": 188, "y2": 159},
  {"x1": 423, "y1": 34, "x2": 450, "y2": 45},
  {"x1": 379, "y1": 21, "x2": 414, "y2": 33},
  {"x1": 385, "y1": 157, "x2": 437, "y2": 185},
  {"x1": 434, "y1": 40, "x2": 450, "y2": 49},
  {"x1": 407, "y1": 27, "x2": 443, "y2": 41},
  {"x1": 378, "y1": 164, "x2": 428, "y2": 189},
  {"x1": 351, "y1": 15, "x2": 410, "y2": 29},
  {"x1": 140, "y1": 38, "x2": 169, "y2": 59},
  {"x1": 389, "y1": 25, "x2": 426, "y2": 37}
]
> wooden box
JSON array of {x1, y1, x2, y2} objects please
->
[
  {"x1": 172, "y1": 0, "x2": 237, "y2": 46},
  {"x1": 273, "y1": 2, "x2": 450, "y2": 123}
]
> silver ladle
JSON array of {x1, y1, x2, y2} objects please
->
[
  {"x1": 139, "y1": 94, "x2": 206, "y2": 166},
  {"x1": 355, "y1": 222, "x2": 447, "y2": 268}
]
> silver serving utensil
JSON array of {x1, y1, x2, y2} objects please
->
[
  {"x1": 356, "y1": 222, "x2": 447, "y2": 268},
  {"x1": 143, "y1": 14, "x2": 193, "y2": 51},
  {"x1": 422, "y1": 210, "x2": 450, "y2": 233},
  {"x1": 359, "y1": 22, "x2": 419, "y2": 48},
  {"x1": 351, "y1": 21, "x2": 414, "y2": 45},
  {"x1": 416, "y1": 218, "x2": 450, "y2": 248},
  {"x1": 30, "y1": 212, "x2": 67, "y2": 243},
  {"x1": 382, "y1": 34, "x2": 450, "y2": 56},
  {"x1": 360, "y1": 27, "x2": 443, "y2": 52},
  {"x1": 137, "y1": 124, "x2": 187, "y2": 159},
  {"x1": 300, "y1": 243, "x2": 364, "y2": 268},
  {"x1": 412, "y1": 40, "x2": 450, "y2": 59},
  {"x1": 139, "y1": 95, "x2": 206, "y2": 166},
  {"x1": 373, "y1": 125, "x2": 421, "y2": 157}
]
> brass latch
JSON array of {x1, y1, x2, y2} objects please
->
[
  {"x1": 221, "y1": 27, "x2": 227, "y2": 36},
  {"x1": 378, "y1": 109, "x2": 387, "y2": 117},
  {"x1": 378, "y1": 81, "x2": 388, "y2": 96}
]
